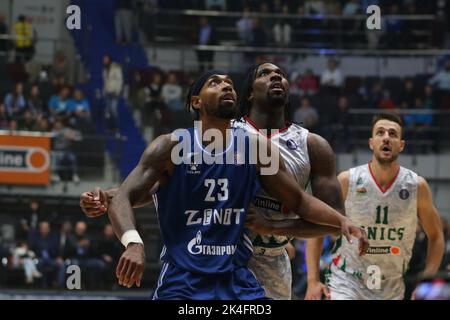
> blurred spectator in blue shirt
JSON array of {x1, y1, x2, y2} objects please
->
[
  {"x1": 67, "y1": 89, "x2": 91, "y2": 125},
  {"x1": 48, "y1": 86, "x2": 71, "y2": 118},
  {"x1": 4, "y1": 82, "x2": 26, "y2": 117}
]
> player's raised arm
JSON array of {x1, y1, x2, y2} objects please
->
[
  {"x1": 108, "y1": 133, "x2": 176, "y2": 288},
  {"x1": 417, "y1": 176, "x2": 444, "y2": 276},
  {"x1": 254, "y1": 134, "x2": 367, "y2": 245}
]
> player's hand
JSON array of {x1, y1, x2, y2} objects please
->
[
  {"x1": 305, "y1": 280, "x2": 330, "y2": 300},
  {"x1": 245, "y1": 209, "x2": 273, "y2": 235},
  {"x1": 340, "y1": 217, "x2": 369, "y2": 256},
  {"x1": 80, "y1": 187, "x2": 108, "y2": 218},
  {"x1": 116, "y1": 243, "x2": 145, "y2": 288}
]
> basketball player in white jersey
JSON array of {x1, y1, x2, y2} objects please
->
[
  {"x1": 233, "y1": 63, "x2": 362, "y2": 300},
  {"x1": 307, "y1": 113, "x2": 444, "y2": 300}
]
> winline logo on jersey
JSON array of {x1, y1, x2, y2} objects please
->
[{"x1": 170, "y1": 121, "x2": 280, "y2": 175}]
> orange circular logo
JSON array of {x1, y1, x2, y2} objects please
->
[
  {"x1": 391, "y1": 246, "x2": 400, "y2": 255},
  {"x1": 29, "y1": 150, "x2": 46, "y2": 169}
]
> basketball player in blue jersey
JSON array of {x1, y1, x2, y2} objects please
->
[{"x1": 81, "y1": 70, "x2": 367, "y2": 299}]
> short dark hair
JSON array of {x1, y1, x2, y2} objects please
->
[{"x1": 371, "y1": 113, "x2": 403, "y2": 135}]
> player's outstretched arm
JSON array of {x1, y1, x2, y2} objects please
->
[
  {"x1": 108, "y1": 134, "x2": 175, "y2": 288},
  {"x1": 80, "y1": 183, "x2": 158, "y2": 218},
  {"x1": 417, "y1": 176, "x2": 445, "y2": 276},
  {"x1": 245, "y1": 210, "x2": 341, "y2": 238},
  {"x1": 255, "y1": 135, "x2": 367, "y2": 248}
]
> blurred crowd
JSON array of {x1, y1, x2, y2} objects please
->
[
  {"x1": 127, "y1": 57, "x2": 450, "y2": 153},
  {"x1": 0, "y1": 200, "x2": 122, "y2": 290}
]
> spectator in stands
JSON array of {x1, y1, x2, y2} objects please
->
[
  {"x1": 292, "y1": 68, "x2": 319, "y2": 96},
  {"x1": 423, "y1": 84, "x2": 436, "y2": 109},
  {"x1": 34, "y1": 115, "x2": 50, "y2": 133},
  {"x1": 428, "y1": 60, "x2": 450, "y2": 109},
  {"x1": 236, "y1": 6, "x2": 252, "y2": 45},
  {"x1": 24, "y1": 200, "x2": 45, "y2": 236},
  {"x1": 404, "y1": 97, "x2": 434, "y2": 153},
  {"x1": 0, "y1": 103, "x2": 8, "y2": 129},
  {"x1": 398, "y1": 78, "x2": 416, "y2": 108},
  {"x1": 4, "y1": 82, "x2": 26, "y2": 118},
  {"x1": 8, "y1": 119, "x2": 18, "y2": 133},
  {"x1": 97, "y1": 224, "x2": 122, "y2": 288},
  {"x1": 342, "y1": 0, "x2": 360, "y2": 15},
  {"x1": 248, "y1": 18, "x2": 268, "y2": 62},
  {"x1": 378, "y1": 89, "x2": 395, "y2": 110},
  {"x1": 304, "y1": 0, "x2": 326, "y2": 14},
  {"x1": 115, "y1": 0, "x2": 134, "y2": 44},
  {"x1": 138, "y1": 0, "x2": 159, "y2": 44},
  {"x1": 102, "y1": 54, "x2": 123, "y2": 133},
  {"x1": 273, "y1": 5, "x2": 292, "y2": 46},
  {"x1": 205, "y1": 0, "x2": 226, "y2": 10},
  {"x1": 0, "y1": 12, "x2": 10, "y2": 64},
  {"x1": 161, "y1": 72, "x2": 183, "y2": 111},
  {"x1": 64, "y1": 221, "x2": 106, "y2": 289},
  {"x1": 67, "y1": 89, "x2": 91, "y2": 126},
  {"x1": 362, "y1": 80, "x2": 383, "y2": 109},
  {"x1": 58, "y1": 221, "x2": 72, "y2": 259},
  {"x1": 320, "y1": 59, "x2": 343, "y2": 94},
  {"x1": 12, "y1": 240, "x2": 42, "y2": 284},
  {"x1": 50, "y1": 51, "x2": 69, "y2": 87},
  {"x1": 196, "y1": 17, "x2": 215, "y2": 72},
  {"x1": 27, "y1": 84, "x2": 46, "y2": 117},
  {"x1": 330, "y1": 96, "x2": 352, "y2": 152},
  {"x1": 19, "y1": 109, "x2": 35, "y2": 131},
  {"x1": 14, "y1": 15, "x2": 36, "y2": 63},
  {"x1": 28, "y1": 221, "x2": 65, "y2": 289},
  {"x1": 293, "y1": 97, "x2": 319, "y2": 131},
  {"x1": 142, "y1": 72, "x2": 163, "y2": 127},
  {"x1": 48, "y1": 86, "x2": 71, "y2": 119},
  {"x1": 384, "y1": 4, "x2": 405, "y2": 49},
  {"x1": 52, "y1": 119, "x2": 81, "y2": 183}
]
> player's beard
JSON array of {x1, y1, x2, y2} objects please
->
[
  {"x1": 208, "y1": 100, "x2": 237, "y2": 119},
  {"x1": 374, "y1": 150, "x2": 399, "y2": 165},
  {"x1": 267, "y1": 90, "x2": 287, "y2": 109}
]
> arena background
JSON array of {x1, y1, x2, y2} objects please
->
[{"x1": 0, "y1": 0, "x2": 449, "y2": 300}]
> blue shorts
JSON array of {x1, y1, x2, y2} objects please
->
[{"x1": 152, "y1": 262, "x2": 268, "y2": 300}]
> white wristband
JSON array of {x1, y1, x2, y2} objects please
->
[{"x1": 120, "y1": 230, "x2": 144, "y2": 248}]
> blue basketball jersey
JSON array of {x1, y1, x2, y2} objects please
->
[{"x1": 154, "y1": 127, "x2": 260, "y2": 274}]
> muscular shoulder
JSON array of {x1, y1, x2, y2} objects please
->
[
  {"x1": 140, "y1": 133, "x2": 177, "y2": 167},
  {"x1": 307, "y1": 133, "x2": 336, "y2": 175},
  {"x1": 307, "y1": 133, "x2": 335, "y2": 160},
  {"x1": 417, "y1": 176, "x2": 431, "y2": 197}
]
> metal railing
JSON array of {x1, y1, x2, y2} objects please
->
[{"x1": 149, "y1": 10, "x2": 441, "y2": 51}]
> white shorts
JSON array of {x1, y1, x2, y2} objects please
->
[
  {"x1": 328, "y1": 264, "x2": 405, "y2": 300},
  {"x1": 248, "y1": 247, "x2": 292, "y2": 300}
]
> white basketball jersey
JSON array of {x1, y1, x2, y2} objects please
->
[
  {"x1": 329, "y1": 164, "x2": 418, "y2": 291},
  {"x1": 233, "y1": 117, "x2": 311, "y2": 249}
]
